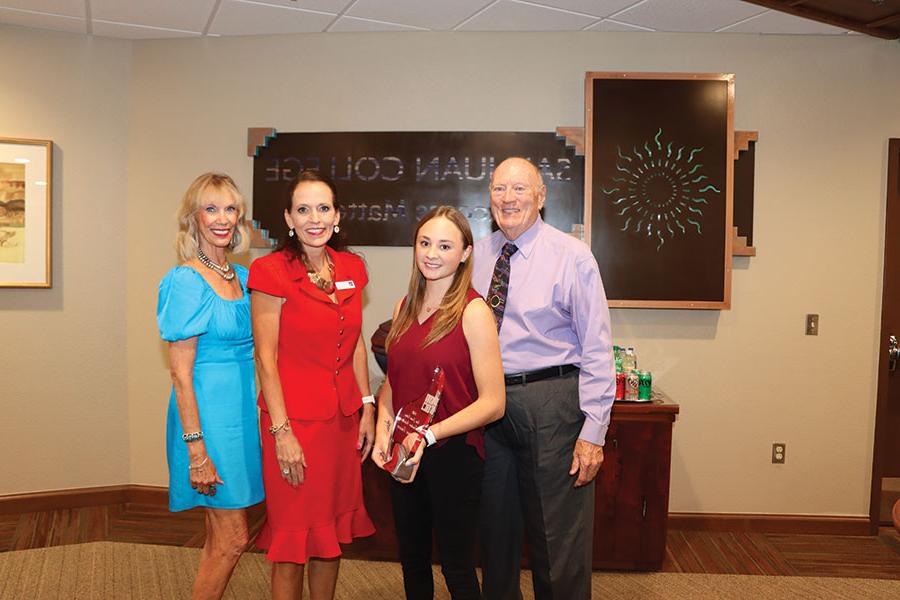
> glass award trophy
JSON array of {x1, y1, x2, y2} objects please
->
[{"x1": 382, "y1": 366, "x2": 445, "y2": 481}]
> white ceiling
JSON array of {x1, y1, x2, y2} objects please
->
[{"x1": 0, "y1": 0, "x2": 854, "y2": 39}]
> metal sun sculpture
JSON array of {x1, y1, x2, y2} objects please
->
[{"x1": 601, "y1": 128, "x2": 720, "y2": 251}]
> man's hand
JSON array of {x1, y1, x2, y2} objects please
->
[{"x1": 569, "y1": 439, "x2": 604, "y2": 487}]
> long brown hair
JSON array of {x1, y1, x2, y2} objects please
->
[
  {"x1": 276, "y1": 170, "x2": 346, "y2": 262},
  {"x1": 386, "y1": 206, "x2": 474, "y2": 349}
]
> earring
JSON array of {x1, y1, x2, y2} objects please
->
[
  {"x1": 288, "y1": 228, "x2": 295, "y2": 238},
  {"x1": 333, "y1": 225, "x2": 340, "y2": 234}
]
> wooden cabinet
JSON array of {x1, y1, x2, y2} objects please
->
[
  {"x1": 347, "y1": 396, "x2": 679, "y2": 572},
  {"x1": 592, "y1": 396, "x2": 679, "y2": 570}
]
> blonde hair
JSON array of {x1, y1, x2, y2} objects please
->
[
  {"x1": 386, "y1": 206, "x2": 474, "y2": 349},
  {"x1": 175, "y1": 172, "x2": 250, "y2": 262}
]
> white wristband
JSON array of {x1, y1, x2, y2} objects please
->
[
  {"x1": 361, "y1": 395, "x2": 376, "y2": 405},
  {"x1": 424, "y1": 428, "x2": 437, "y2": 447}
]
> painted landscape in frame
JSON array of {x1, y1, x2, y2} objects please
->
[{"x1": 0, "y1": 138, "x2": 52, "y2": 288}]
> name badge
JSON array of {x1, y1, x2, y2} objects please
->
[{"x1": 335, "y1": 280, "x2": 355, "y2": 290}]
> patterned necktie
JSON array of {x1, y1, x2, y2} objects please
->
[{"x1": 488, "y1": 242, "x2": 518, "y2": 332}]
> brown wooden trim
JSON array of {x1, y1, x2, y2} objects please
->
[
  {"x1": 608, "y1": 299, "x2": 730, "y2": 309},
  {"x1": 868, "y1": 13, "x2": 900, "y2": 28},
  {"x1": 740, "y1": 0, "x2": 898, "y2": 40},
  {"x1": 555, "y1": 126, "x2": 584, "y2": 156},
  {"x1": 0, "y1": 485, "x2": 168, "y2": 515},
  {"x1": 250, "y1": 221, "x2": 274, "y2": 249},
  {"x1": 734, "y1": 131, "x2": 759, "y2": 160},
  {"x1": 247, "y1": 127, "x2": 276, "y2": 157},
  {"x1": 870, "y1": 139, "x2": 900, "y2": 534},
  {"x1": 733, "y1": 226, "x2": 757, "y2": 257},
  {"x1": 670, "y1": 512, "x2": 870, "y2": 536}
]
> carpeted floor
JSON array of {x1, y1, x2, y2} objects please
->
[{"x1": 2, "y1": 542, "x2": 899, "y2": 599}]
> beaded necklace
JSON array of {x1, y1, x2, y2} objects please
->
[{"x1": 197, "y1": 247, "x2": 235, "y2": 281}]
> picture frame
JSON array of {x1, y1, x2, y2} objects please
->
[
  {"x1": 584, "y1": 72, "x2": 734, "y2": 309},
  {"x1": 0, "y1": 137, "x2": 52, "y2": 288}
]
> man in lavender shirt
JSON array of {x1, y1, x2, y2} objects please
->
[{"x1": 474, "y1": 157, "x2": 615, "y2": 600}]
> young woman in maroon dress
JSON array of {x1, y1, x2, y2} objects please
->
[
  {"x1": 373, "y1": 206, "x2": 505, "y2": 599},
  {"x1": 249, "y1": 170, "x2": 375, "y2": 600}
]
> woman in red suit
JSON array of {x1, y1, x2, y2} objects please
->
[{"x1": 249, "y1": 170, "x2": 375, "y2": 600}]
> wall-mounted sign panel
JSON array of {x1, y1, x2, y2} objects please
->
[
  {"x1": 251, "y1": 131, "x2": 583, "y2": 246},
  {"x1": 585, "y1": 73, "x2": 734, "y2": 309}
]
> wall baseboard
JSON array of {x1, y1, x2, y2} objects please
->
[
  {"x1": 669, "y1": 512, "x2": 870, "y2": 536},
  {"x1": 0, "y1": 485, "x2": 168, "y2": 515},
  {"x1": 0, "y1": 487, "x2": 871, "y2": 536}
]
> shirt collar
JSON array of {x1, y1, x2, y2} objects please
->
[{"x1": 492, "y1": 216, "x2": 542, "y2": 260}]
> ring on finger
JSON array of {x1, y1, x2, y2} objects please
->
[{"x1": 282, "y1": 467, "x2": 290, "y2": 475}]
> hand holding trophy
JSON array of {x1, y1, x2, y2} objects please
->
[{"x1": 381, "y1": 366, "x2": 445, "y2": 482}]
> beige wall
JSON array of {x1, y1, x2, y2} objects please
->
[
  {"x1": 4, "y1": 25, "x2": 899, "y2": 517},
  {"x1": 0, "y1": 26, "x2": 132, "y2": 494}
]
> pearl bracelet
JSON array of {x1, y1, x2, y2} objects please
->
[{"x1": 182, "y1": 431, "x2": 203, "y2": 443}]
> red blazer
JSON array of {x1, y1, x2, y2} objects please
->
[{"x1": 248, "y1": 247, "x2": 367, "y2": 421}]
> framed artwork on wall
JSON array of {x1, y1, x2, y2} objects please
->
[
  {"x1": 0, "y1": 138, "x2": 52, "y2": 288},
  {"x1": 585, "y1": 73, "x2": 734, "y2": 309}
]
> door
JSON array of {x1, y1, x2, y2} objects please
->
[{"x1": 871, "y1": 139, "x2": 900, "y2": 531}]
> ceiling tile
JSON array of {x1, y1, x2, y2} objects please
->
[
  {"x1": 237, "y1": 0, "x2": 349, "y2": 13},
  {"x1": 329, "y1": 15, "x2": 426, "y2": 32},
  {"x1": 586, "y1": 18, "x2": 654, "y2": 32},
  {"x1": 458, "y1": 0, "x2": 596, "y2": 31},
  {"x1": 718, "y1": 9, "x2": 850, "y2": 35},
  {"x1": 347, "y1": 0, "x2": 487, "y2": 30},
  {"x1": 210, "y1": 0, "x2": 335, "y2": 35},
  {"x1": 91, "y1": 19, "x2": 201, "y2": 39},
  {"x1": 0, "y1": 1, "x2": 83, "y2": 17},
  {"x1": 614, "y1": 0, "x2": 766, "y2": 32},
  {"x1": 526, "y1": 0, "x2": 638, "y2": 18},
  {"x1": 89, "y1": 0, "x2": 215, "y2": 32},
  {"x1": 0, "y1": 6, "x2": 85, "y2": 33}
]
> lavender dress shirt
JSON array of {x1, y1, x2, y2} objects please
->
[{"x1": 473, "y1": 217, "x2": 615, "y2": 445}]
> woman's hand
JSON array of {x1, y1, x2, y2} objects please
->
[
  {"x1": 357, "y1": 404, "x2": 375, "y2": 462},
  {"x1": 371, "y1": 414, "x2": 393, "y2": 470},
  {"x1": 274, "y1": 427, "x2": 306, "y2": 487},
  {"x1": 189, "y1": 445, "x2": 224, "y2": 496},
  {"x1": 393, "y1": 432, "x2": 425, "y2": 484}
]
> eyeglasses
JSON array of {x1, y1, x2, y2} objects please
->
[{"x1": 490, "y1": 184, "x2": 532, "y2": 198}]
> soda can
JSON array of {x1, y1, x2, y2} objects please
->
[
  {"x1": 615, "y1": 372, "x2": 625, "y2": 401},
  {"x1": 625, "y1": 371, "x2": 639, "y2": 401},
  {"x1": 638, "y1": 371, "x2": 652, "y2": 400}
]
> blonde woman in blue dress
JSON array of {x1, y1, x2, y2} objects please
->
[{"x1": 157, "y1": 173, "x2": 264, "y2": 600}]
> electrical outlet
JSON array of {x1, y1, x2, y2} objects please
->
[
  {"x1": 806, "y1": 314, "x2": 819, "y2": 335},
  {"x1": 772, "y1": 443, "x2": 786, "y2": 464}
]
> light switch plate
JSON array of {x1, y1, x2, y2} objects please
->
[{"x1": 806, "y1": 314, "x2": 819, "y2": 336}]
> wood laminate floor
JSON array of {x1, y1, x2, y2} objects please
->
[{"x1": 2, "y1": 503, "x2": 899, "y2": 579}]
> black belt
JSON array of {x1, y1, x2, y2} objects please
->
[{"x1": 504, "y1": 364, "x2": 578, "y2": 386}]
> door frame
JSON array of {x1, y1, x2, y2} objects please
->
[{"x1": 870, "y1": 138, "x2": 900, "y2": 534}]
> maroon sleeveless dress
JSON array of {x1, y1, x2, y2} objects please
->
[{"x1": 387, "y1": 288, "x2": 484, "y2": 458}]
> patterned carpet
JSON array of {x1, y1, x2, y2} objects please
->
[{"x1": 2, "y1": 542, "x2": 900, "y2": 599}]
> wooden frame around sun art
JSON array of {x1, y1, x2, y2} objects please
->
[
  {"x1": 0, "y1": 137, "x2": 52, "y2": 288},
  {"x1": 584, "y1": 72, "x2": 734, "y2": 310}
]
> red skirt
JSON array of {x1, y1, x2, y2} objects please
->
[{"x1": 257, "y1": 410, "x2": 375, "y2": 563}]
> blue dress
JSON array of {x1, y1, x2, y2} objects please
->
[{"x1": 157, "y1": 265, "x2": 264, "y2": 512}]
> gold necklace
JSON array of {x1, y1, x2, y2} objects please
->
[{"x1": 302, "y1": 254, "x2": 335, "y2": 293}]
